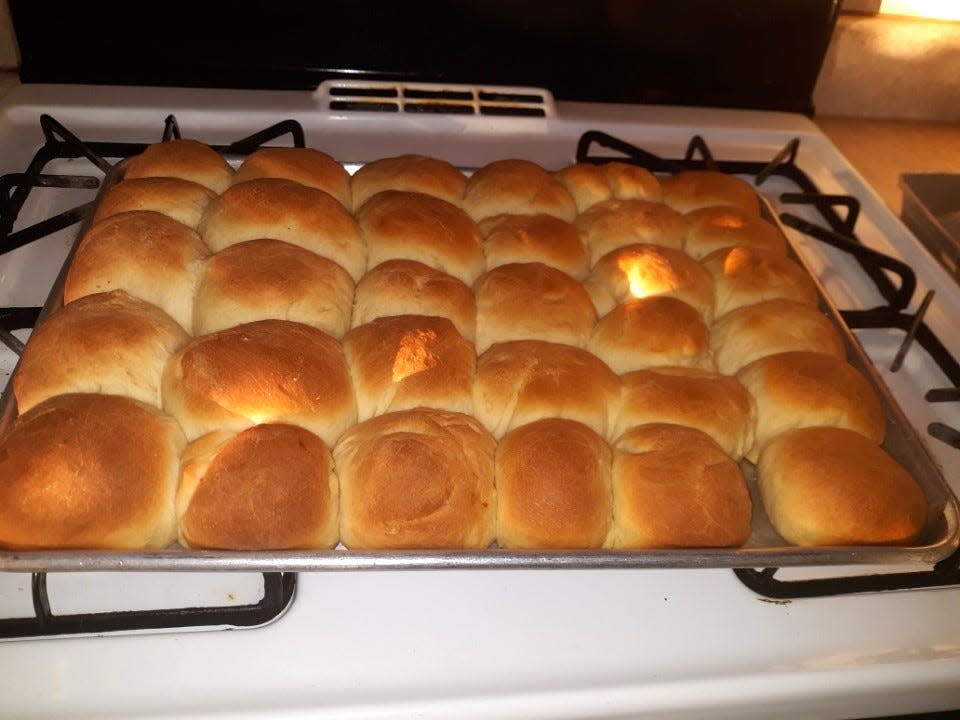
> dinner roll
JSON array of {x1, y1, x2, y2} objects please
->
[
  {"x1": 91, "y1": 177, "x2": 217, "y2": 229},
  {"x1": 575, "y1": 198, "x2": 688, "y2": 267},
  {"x1": 351, "y1": 259, "x2": 476, "y2": 342},
  {"x1": 193, "y1": 238, "x2": 354, "y2": 337},
  {"x1": 614, "y1": 367, "x2": 755, "y2": 460},
  {"x1": 607, "y1": 423, "x2": 752, "y2": 549},
  {"x1": 122, "y1": 138, "x2": 234, "y2": 193},
  {"x1": 710, "y1": 299, "x2": 846, "y2": 375},
  {"x1": 737, "y1": 351, "x2": 886, "y2": 462},
  {"x1": 463, "y1": 159, "x2": 577, "y2": 222},
  {"x1": 474, "y1": 339, "x2": 621, "y2": 440},
  {"x1": 356, "y1": 190, "x2": 485, "y2": 284},
  {"x1": 232, "y1": 146, "x2": 352, "y2": 208},
  {"x1": 198, "y1": 178, "x2": 366, "y2": 281},
  {"x1": 553, "y1": 161, "x2": 661, "y2": 212},
  {"x1": 350, "y1": 153, "x2": 467, "y2": 211},
  {"x1": 684, "y1": 206, "x2": 786, "y2": 260},
  {"x1": 177, "y1": 423, "x2": 338, "y2": 550},
  {"x1": 588, "y1": 297, "x2": 712, "y2": 375},
  {"x1": 702, "y1": 245, "x2": 819, "y2": 317},
  {"x1": 162, "y1": 319, "x2": 356, "y2": 445},
  {"x1": 64, "y1": 210, "x2": 208, "y2": 333},
  {"x1": 496, "y1": 418, "x2": 612, "y2": 549},
  {"x1": 0, "y1": 393, "x2": 184, "y2": 550},
  {"x1": 473, "y1": 262, "x2": 597, "y2": 354},
  {"x1": 13, "y1": 290, "x2": 189, "y2": 412},
  {"x1": 479, "y1": 213, "x2": 589, "y2": 280},
  {"x1": 660, "y1": 170, "x2": 761, "y2": 216},
  {"x1": 343, "y1": 314, "x2": 476, "y2": 421},
  {"x1": 758, "y1": 427, "x2": 927, "y2": 546},
  {"x1": 334, "y1": 408, "x2": 496, "y2": 549}
]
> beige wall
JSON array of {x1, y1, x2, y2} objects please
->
[{"x1": 0, "y1": 0, "x2": 18, "y2": 70}]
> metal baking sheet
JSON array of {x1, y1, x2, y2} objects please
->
[{"x1": 0, "y1": 153, "x2": 957, "y2": 572}]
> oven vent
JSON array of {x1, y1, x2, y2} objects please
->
[{"x1": 315, "y1": 81, "x2": 555, "y2": 118}]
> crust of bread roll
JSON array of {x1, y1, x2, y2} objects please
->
[
  {"x1": 608, "y1": 423, "x2": 752, "y2": 548},
  {"x1": 702, "y1": 245, "x2": 819, "y2": 317},
  {"x1": 343, "y1": 314, "x2": 476, "y2": 421},
  {"x1": 161, "y1": 319, "x2": 357, "y2": 445},
  {"x1": 614, "y1": 367, "x2": 755, "y2": 459},
  {"x1": 13, "y1": 290, "x2": 189, "y2": 412},
  {"x1": 334, "y1": 408, "x2": 496, "y2": 549},
  {"x1": 684, "y1": 206, "x2": 786, "y2": 260},
  {"x1": 463, "y1": 159, "x2": 577, "y2": 222},
  {"x1": 660, "y1": 170, "x2": 761, "y2": 216},
  {"x1": 64, "y1": 210, "x2": 208, "y2": 333},
  {"x1": 473, "y1": 262, "x2": 597, "y2": 354},
  {"x1": 474, "y1": 339, "x2": 621, "y2": 439},
  {"x1": 553, "y1": 161, "x2": 661, "y2": 213},
  {"x1": 92, "y1": 177, "x2": 217, "y2": 229},
  {"x1": 350, "y1": 154, "x2": 467, "y2": 211},
  {"x1": 0, "y1": 393, "x2": 185, "y2": 550},
  {"x1": 232, "y1": 146, "x2": 352, "y2": 208},
  {"x1": 122, "y1": 139, "x2": 234, "y2": 194},
  {"x1": 575, "y1": 198, "x2": 688, "y2": 266},
  {"x1": 198, "y1": 178, "x2": 366, "y2": 281},
  {"x1": 737, "y1": 350, "x2": 886, "y2": 462},
  {"x1": 496, "y1": 418, "x2": 612, "y2": 549},
  {"x1": 356, "y1": 190, "x2": 485, "y2": 284},
  {"x1": 478, "y1": 213, "x2": 589, "y2": 280},
  {"x1": 758, "y1": 427, "x2": 927, "y2": 546},
  {"x1": 193, "y1": 238, "x2": 355, "y2": 338},
  {"x1": 351, "y1": 259, "x2": 476, "y2": 342},
  {"x1": 177, "y1": 424, "x2": 338, "y2": 550}
]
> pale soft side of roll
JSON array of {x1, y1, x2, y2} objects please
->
[
  {"x1": 161, "y1": 318, "x2": 357, "y2": 446},
  {"x1": 553, "y1": 161, "x2": 662, "y2": 213},
  {"x1": 757, "y1": 426, "x2": 927, "y2": 547},
  {"x1": 473, "y1": 262, "x2": 597, "y2": 354},
  {"x1": 198, "y1": 178, "x2": 367, "y2": 281},
  {"x1": 474, "y1": 339, "x2": 622, "y2": 440},
  {"x1": 232, "y1": 146, "x2": 352, "y2": 209},
  {"x1": 684, "y1": 206, "x2": 786, "y2": 260},
  {"x1": 0, "y1": 393, "x2": 185, "y2": 550},
  {"x1": 122, "y1": 138, "x2": 234, "y2": 194},
  {"x1": 575, "y1": 198, "x2": 688, "y2": 267},
  {"x1": 91, "y1": 177, "x2": 217, "y2": 230},
  {"x1": 659, "y1": 170, "x2": 761, "y2": 216},
  {"x1": 496, "y1": 418, "x2": 613, "y2": 549},
  {"x1": 334, "y1": 408, "x2": 497, "y2": 549},
  {"x1": 607, "y1": 423, "x2": 752, "y2": 549},
  {"x1": 350, "y1": 153, "x2": 467, "y2": 211},
  {"x1": 710, "y1": 298, "x2": 847, "y2": 376},
  {"x1": 478, "y1": 213, "x2": 590, "y2": 280},
  {"x1": 13, "y1": 290, "x2": 189, "y2": 413},
  {"x1": 342, "y1": 314, "x2": 476, "y2": 422},
  {"x1": 351, "y1": 259, "x2": 477, "y2": 343},
  {"x1": 736, "y1": 350, "x2": 886, "y2": 463},
  {"x1": 462, "y1": 159, "x2": 578, "y2": 223},
  {"x1": 63, "y1": 210, "x2": 208, "y2": 334},
  {"x1": 193, "y1": 238, "x2": 355, "y2": 338},
  {"x1": 177, "y1": 423, "x2": 339, "y2": 550}
]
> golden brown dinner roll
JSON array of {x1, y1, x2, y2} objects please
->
[
  {"x1": 177, "y1": 423, "x2": 338, "y2": 550},
  {"x1": 13, "y1": 290, "x2": 189, "y2": 412},
  {"x1": 710, "y1": 299, "x2": 846, "y2": 375},
  {"x1": 356, "y1": 190, "x2": 485, "y2": 284},
  {"x1": 701, "y1": 245, "x2": 819, "y2": 317},
  {"x1": 161, "y1": 319, "x2": 356, "y2": 445},
  {"x1": 351, "y1": 259, "x2": 477, "y2": 342},
  {"x1": 334, "y1": 408, "x2": 496, "y2": 549},
  {"x1": 474, "y1": 339, "x2": 621, "y2": 439},
  {"x1": 232, "y1": 146, "x2": 352, "y2": 208},
  {"x1": 584, "y1": 243, "x2": 715, "y2": 320},
  {"x1": 63, "y1": 211, "x2": 208, "y2": 333},
  {"x1": 660, "y1": 170, "x2": 761, "y2": 216},
  {"x1": 607, "y1": 423, "x2": 752, "y2": 548},
  {"x1": 473, "y1": 262, "x2": 597, "y2": 354},
  {"x1": 91, "y1": 177, "x2": 217, "y2": 229},
  {"x1": 193, "y1": 238, "x2": 355, "y2": 337},
  {"x1": 737, "y1": 351, "x2": 886, "y2": 462},
  {"x1": 478, "y1": 213, "x2": 589, "y2": 280},
  {"x1": 588, "y1": 297, "x2": 712, "y2": 375},
  {"x1": 684, "y1": 206, "x2": 786, "y2": 260},
  {"x1": 496, "y1": 418, "x2": 612, "y2": 549},
  {"x1": 614, "y1": 367, "x2": 755, "y2": 460},
  {"x1": 463, "y1": 159, "x2": 577, "y2": 222},
  {"x1": 350, "y1": 153, "x2": 467, "y2": 211},
  {"x1": 553, "y1": 161, "x2": 662, "y2": 213},
  {"x1": 122, "y1": 138, "x2": 234, "y2": 194},
  {"x1": 343, "y1": 314, "x2": 476, "y2": 421},
  {"x1": 0, "y1": 393, "x2": 185, "y2": 550},
  {"x1": 757, "y1": 427, "x2": 927, "y2": 546},
  {"x1": 198, "y1": 178, "x2": 366, "y2": 281},
  {"x1": 575, "y1": 198, "x2": 688, "y2": 267}
]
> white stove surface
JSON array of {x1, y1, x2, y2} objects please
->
[{"x1": 0, "y1": 83, "x2": 958, "y2": 720}]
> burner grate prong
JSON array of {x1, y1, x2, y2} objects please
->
[{"x1": 890, "y1": 289, "x2": 935, "y2": 372}]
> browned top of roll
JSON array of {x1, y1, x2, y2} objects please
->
[
  {"x1": 351, "y1": 153, "x2": 467, "y2": 211},
  {"x1": 684, "y1": 206, "x2": 786, "y2": 260},
  {"x1": 660, "y1": 170, "x2": 761, "y2": 216},
  {"x1": 575, "y1": 198, "x2": 688, "y2": 266},
  {"x1": 232, "y1": 147, "x2": 353, "y2": 209},
  {"x1": 0, "y1": 393, "x2": 185, "y2": 550},
  {"x1": 463, "y1": 159, "x2": 577, "y2": 223},
  {"x1": 702, "y1": 245, "x2": 819, "y2": 317},
  {"x1": 92, "y1": 177, "x2": 217, "y2": 229},
  {"x1": 554, "y1": 161, "x2": 662, "y2": 213},
  {"x1": 478, "y1": 213, "x2": 589, "y2": 280},
  {"x1": 122, "y1": 139, "x2": 234, "y2": 194}
]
